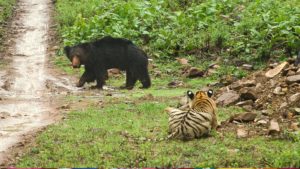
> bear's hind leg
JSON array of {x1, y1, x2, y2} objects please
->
[
  {"x1": 123, "y1": 70, "x2": 137, "y2": 90},
  {"x1": 138, "y1": 67, "x2": 151, "y2": 88}
]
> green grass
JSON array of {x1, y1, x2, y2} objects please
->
[
  {"x1": 0, "y1": 0, "x2": 16, "y2": 48},
  {"x1": 17, "y1": 96, "x2": 300, "y2": 167},
  {"x1": 55, "y1": 0, "x2": 300, "y2": 64}
]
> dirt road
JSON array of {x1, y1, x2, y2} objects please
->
[{"x1": 0, "y1": 0, "x2": 76, "y2": 165}]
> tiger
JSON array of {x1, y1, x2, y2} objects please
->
[{"x1": 165, "y1": 89, "x2": 217, "y2": 140}]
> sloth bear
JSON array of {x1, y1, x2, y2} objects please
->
[{"x1": 64, "y1": 36, "x2": 151, "y2": 89}]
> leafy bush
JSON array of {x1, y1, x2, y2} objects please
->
[{"x1": 55, "y1": 0, "x2": 300, "y2": 64}]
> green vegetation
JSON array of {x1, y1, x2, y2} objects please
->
[
  {"x1": 55, "y1": 0, "x2": 300, "y2": 64},
  {"x1": 17, "y1": 94, "x2": 300, "y2": 167},
  {"x1": 15, "y1": 0, "x2": 300, "y2": 167},
  {"x1": 0, "y1": 0, "x2": 16, "y2": 46}
]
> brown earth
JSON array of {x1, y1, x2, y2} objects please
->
[
  {"x1": 0, "y1": 0, "x2": 80, "y2": 166},
  {"x1": 214, "y1": 58, "x2": 300, "y2": 137}
]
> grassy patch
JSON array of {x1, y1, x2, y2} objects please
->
[
  {"x1": 0, "y1": 0, "x2": 16, "y2": 47},
  {"x1": 17, "y1": 95, "x2": 300, "y2": 167}
]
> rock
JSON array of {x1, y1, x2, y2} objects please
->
[
  {"x1": 268, "y1": 119, "x2": 280, "y2": 135},
  {"x1": 176, "y1": 58, "x2": 189, "y2": 65},
  {"x1": 235, "y1": 100, "x2": 253, "y2": 107},
  {"x1": 287, "y1": 70, "x2": 296, "y2": 76},
  {"x1": 256, "y1": 119, "x2": 268, "y2": 125},
  {"x1": 185, "y1": 67, "x2": 204, "y2": 78},
  {"x1": 269, "y1": 79, "x2": 277, "y2": 88},
  {"x1": 241, "y1": 64, "x2": 253, "y2": 70},
  {"x1": 273, "y1": 86, "x2": 284, "y2": 95},
  {"x1": 294, "y1": 108, "x2": 300, "y2": 115},
  {"x1": 296, "y1": 68, "x2": 300, "y2": 75},
  {"x1": 240, "y1": 80, "x2": 256, "y2": 87},
  {"x1": 230, "y1": 82, "x2": 242, "y2": 90},
  {"x1": 51, "y1": 46, "x2": 59, "y2": 51},
  {"x1": 269, "y1": 62, "x2": 278, "y2": 68},
  {"x1": 279, "y1": 102, "x2": 288, "y2": 109},
  {"x1": 206, "y1": 69, "x2": 217, "y2": 76},
  {"x1": 154, "y1": 70, "x2": 162, "y2": 77},
  {"x1": 286, "y1": 74, "x2": 300, "y2": 84},
  {"x1": 290, "y1": 123, "x2": 299, "y2": 131},
  {"x1": 289, "y1": 93, "x2": 300, "y2": 103},
  {"x1": 255, "y1": 83, "x2": 262, "y2": 90},
  {"x1": 230, "y1": 112, "x2": 257, "y2": 122},
  {"x1": 237, "y1": 127, "x2": 248, "y2": 138},
  {"x1": 108, "y1": 68, "x2": 121, "y2": 76},
  {"x1": 242, "y1": 105, "x2": 253, "y2": 112},
  {"x1": 240, "y1": 88, "x2": 257, "y2": 101},
  {"x1": 265, "y1": 61, "x2": 288, "y2": 78},
  {"x1": 216, "y1": 91, "x2": 240, "y2": 106},
  {"x1": 59, "y1": 104, "x2": 70, "y2": 109},
  {"x1": 0, "y1": 111, "x2": 10, "y2": 119},
  {"x1": 167, "y1": 81, "x2": 184, "y2": 87},
  {"x1": 282, "y1": 87, "x2": 288, "y2": 93}
]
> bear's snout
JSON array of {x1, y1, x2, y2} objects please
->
[{"x1": 72, "y1": 56, "x2": 81, "y2": 68}]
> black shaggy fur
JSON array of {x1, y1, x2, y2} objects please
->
[{"x1": 64, "y1": 36, "x2": 151, "y2": 89}]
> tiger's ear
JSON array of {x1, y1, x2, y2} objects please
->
[
  {"x1": 187, "y1": 90, "x2": 194, "y2": 100},
  {"x1": 207, "y1": 89, "x2": 213, "y2": 98}
]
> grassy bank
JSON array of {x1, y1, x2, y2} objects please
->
[
  {"x1": 17, "y1": 90, "x2": 300, "y2": 167},
  {"x1": 55, "y1": 0, "x2": 299, "y2": 64},
  {"x1": 0, "y1": 0, "x2": 16, "y2": 42},
  {"x1": 16, "y1": 0, "x2": 300, "y2": 167}
]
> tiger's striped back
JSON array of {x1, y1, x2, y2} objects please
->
[{"x1": 167, "y1": 89, "x2": 217, "y2": 140}]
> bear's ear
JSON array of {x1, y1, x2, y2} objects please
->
[
  {"x1": 64, "y1": 46, "x2": 71, "y2": 56},
  {"x1": 187, "y1": 90, "x2": 194, "y2": 100}
]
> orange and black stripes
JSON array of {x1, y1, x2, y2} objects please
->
[{"x1": 167, "y1": 89, "x2": 217, "y2": 140}]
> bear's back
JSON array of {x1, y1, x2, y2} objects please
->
[{"x1": 93, "y1": 36, "x2": 133, "y2": 47}]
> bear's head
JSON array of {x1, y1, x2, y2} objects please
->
[{"x1": 64, "y1": 45, "x2": 88, "y2": 68}]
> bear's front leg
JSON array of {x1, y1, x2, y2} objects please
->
[{"x1": 77, "y1": 71, "x2": 89, "y2": 87}]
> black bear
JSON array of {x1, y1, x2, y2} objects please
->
[{"x1": 64, "y1": 36, "x2": 151, "y2": 89}]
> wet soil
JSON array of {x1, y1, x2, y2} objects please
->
[{"x1": 0, "y1": 0, "x2": 77, "y2": 165}]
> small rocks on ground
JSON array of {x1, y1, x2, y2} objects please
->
[{"x1": 268, "y1": 119, "x2": 280, "y2": 135}]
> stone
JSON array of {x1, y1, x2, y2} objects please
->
[
  {"x1": 230, "y1": 112, "x2": 257, "y2": 122},
  {"x1": 287, "y1": 70, "x2": 296, "y2": 76},
  {"x1": 240, "y1": 88, "x2": 257, "y2": 101},
  {"x1": 240, "y1": 80, "x2": 256, "y2": 87},
  {"x1": 265, "y1": 61, "x2": 288, "y2": 78},
  {"x1": 108, "y1": 68, "x2": 121, "y2": 76},
  {"x1": 185, "y1": 67, "x2": 204, "y2": 78},
  {"x1": 255, "y1": 83, "x2": 262, "y2": 90},
  {"x1": 273, "y1": 86, "x2": 282, "y2": 95},
  {"x1": 0, "y1": 112, "x2": 10, "y2": 119},
  {"x1": 216, "y1": 91, "x2": 240, "y2": 106},
  {"x1": 279, "y1": 102, "x2": 288, "y2": 109},
  {"x1": 268, "y1": 119, "x2": 280, "y2": 135},
  {"x1": 176, "y1": 58, "x2": 189, "y2": 65},
  {"x1": 241, "y1": 64, "x2": 253, "y2": 70},
  {"x1": 296, "y1": 68, "x2": 300, "y2": 75},
  {"x1": 289, "y1": 93, "x2": 300, "y2": 103},
  {"x1": 235, "y1": 100, "x2": 253, "y2": 107},
  {"x1": 237, "y1": 128, "x2": 248, "y2": 138},
  {"x1": 286, "y1": 75, "x2": 300, "y2": 84},
  {"x1": 290, "y1": 123, "x2": 299, "y2": 131}
]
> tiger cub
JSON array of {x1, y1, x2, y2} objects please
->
[{"x1": 165, "y1": 89, "x2": 217, "y2": 140}]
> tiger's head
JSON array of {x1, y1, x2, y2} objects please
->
[{"x1": 186, "y1": 89, "x2": 215, "y2": 111}]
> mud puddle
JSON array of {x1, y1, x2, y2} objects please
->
[{"x1": 0, "y1": 0, "x2": 75, "y2": 165}]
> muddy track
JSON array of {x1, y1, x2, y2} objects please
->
[{"x1": 0, "y1": 0, "x2": 77, "y2": 165}]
